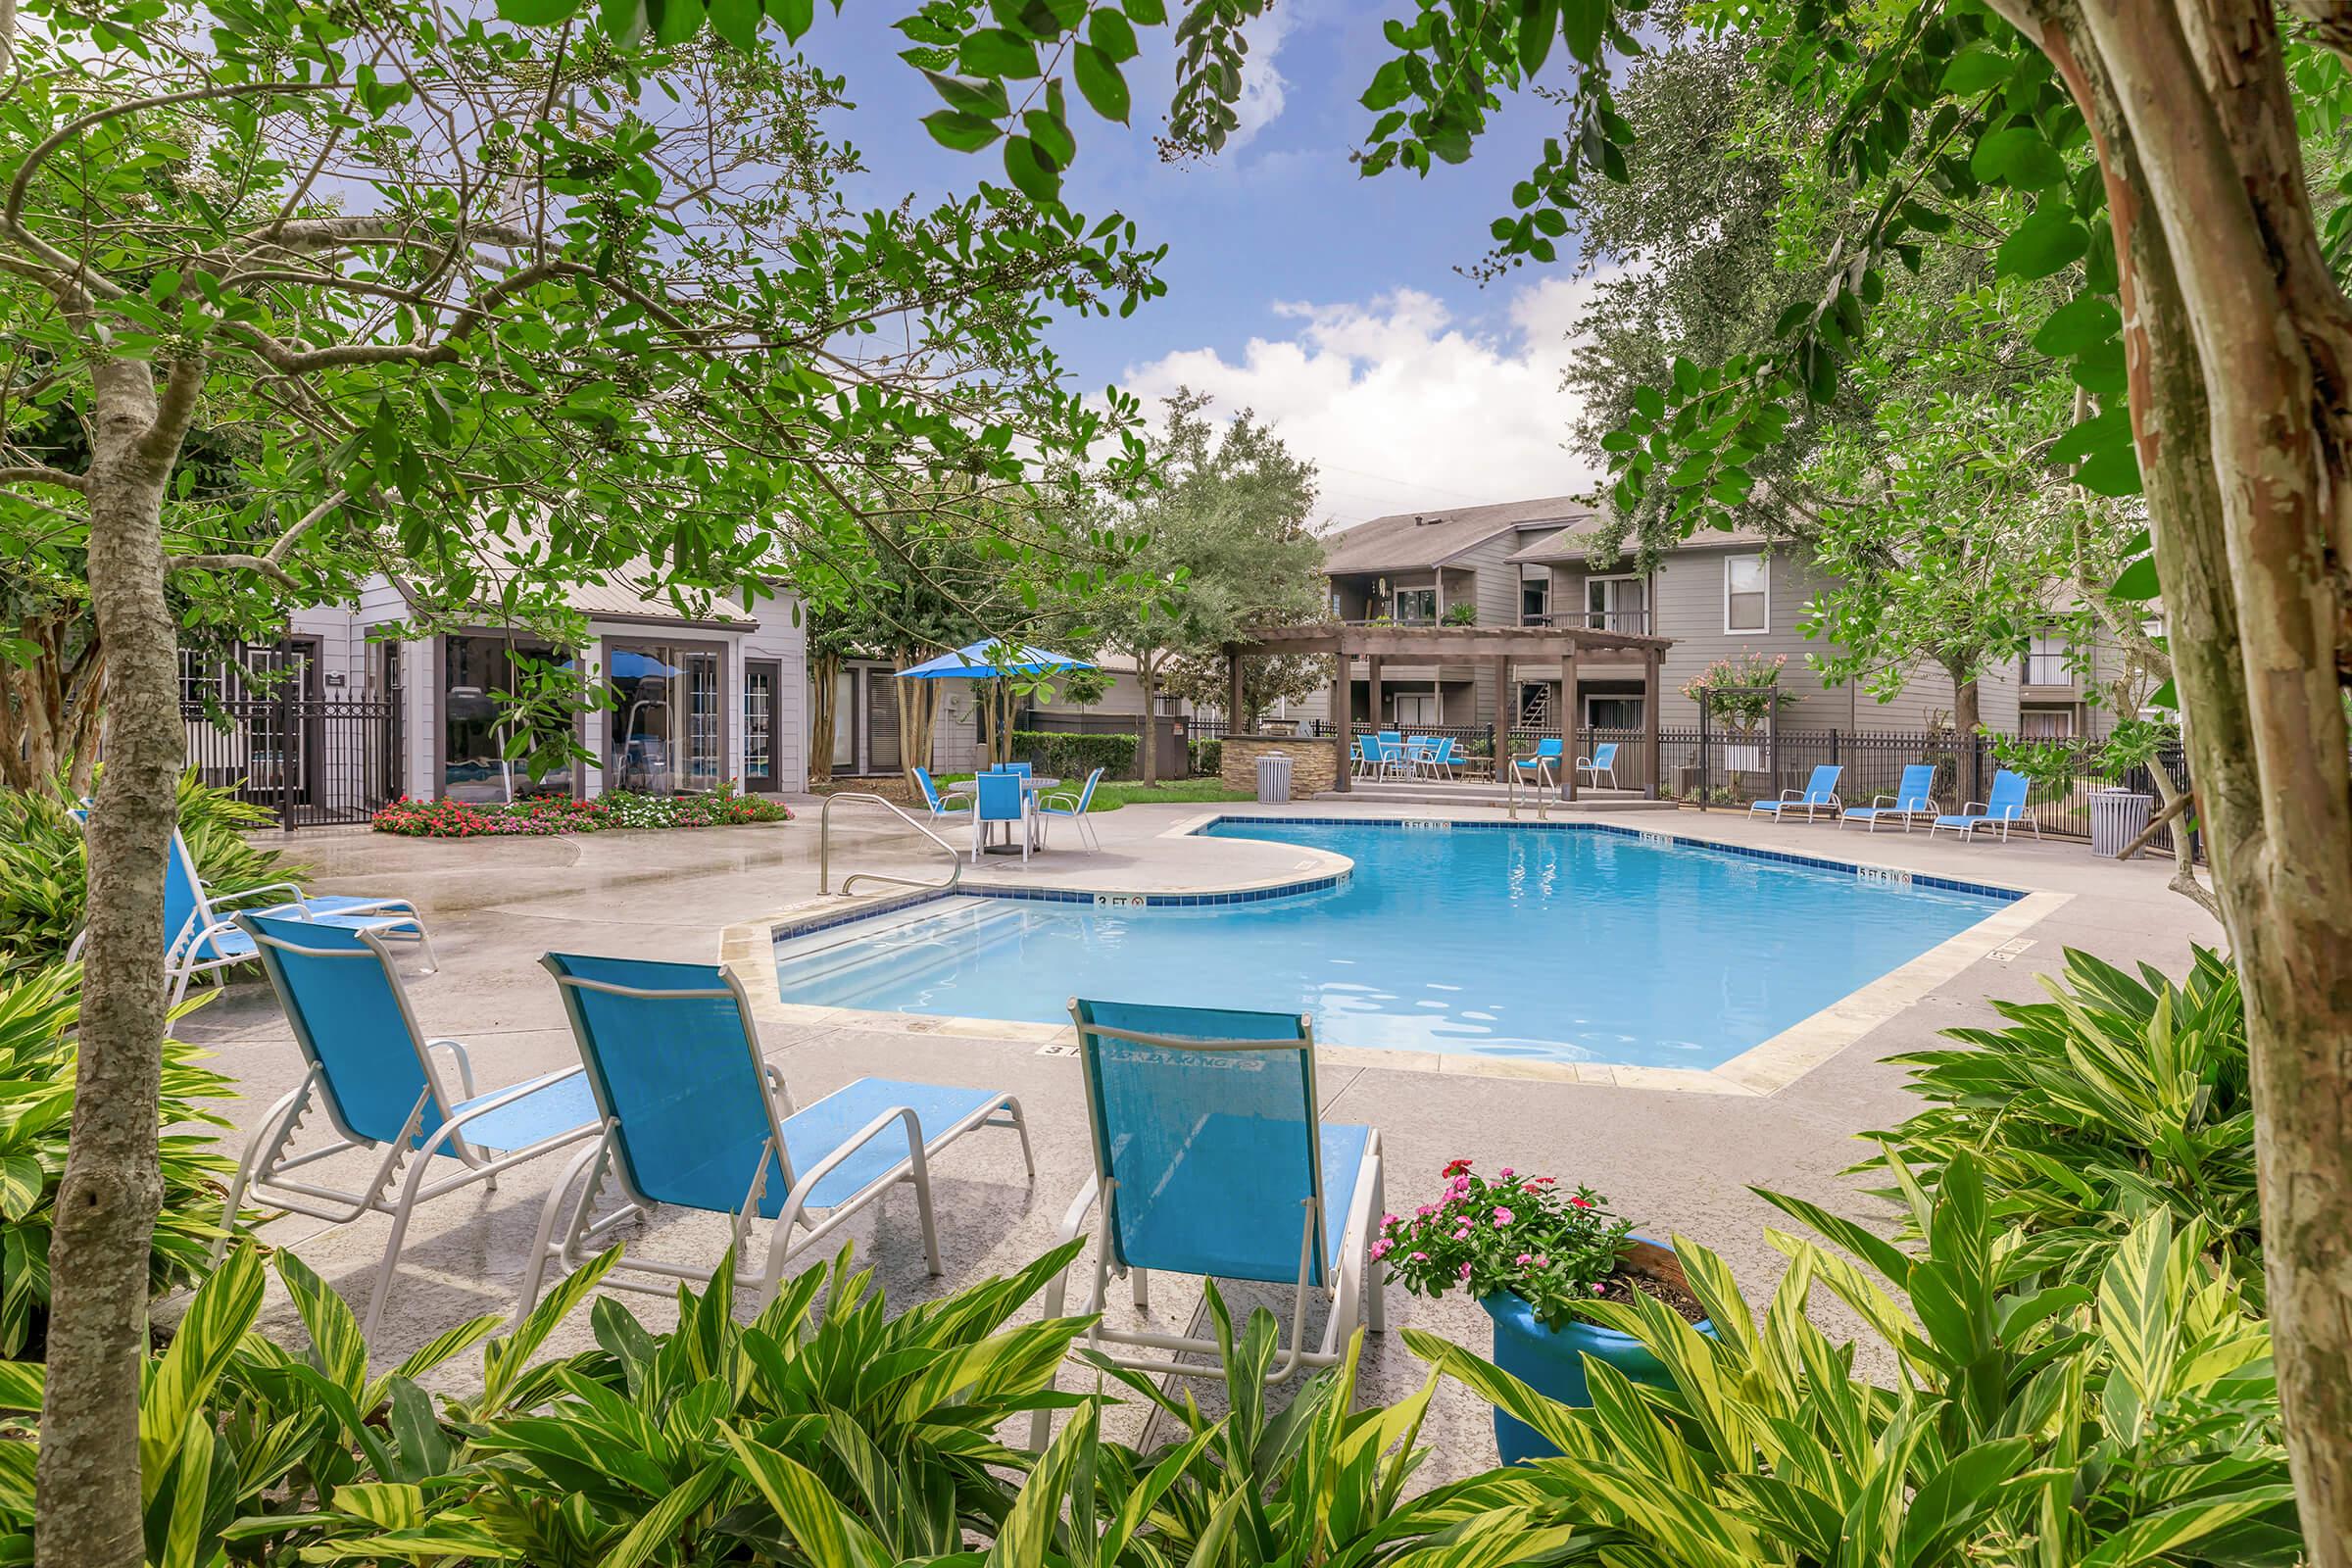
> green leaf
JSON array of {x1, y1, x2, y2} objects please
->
[
  {"x1": 1121, "y1": 0, "x2": 1165, "y2": 22},
  {"x1": 1072, "y1": 44, "x2": 1130, "y2": 123},
  {"x1": 1088, "y1": 7, "x2": 1138, "y2": 62},
  {"x1": 2113, "y1": 555, "x2": 2162, "y2": 601},
  {"x1": 496, "y1": 0, "x2": 583, "y2": 22},
  {"x1": 1561, "y1": 0, "x2": 1606, "y2": 65},
  {"x1": 1003, "y1": 134, "x2": 1062, "y2": 205},
  {"x1": 1518, "y1": 0, "x2": 1557, "y2": 75},
  {"x1": 767, "y1": 0, "x2": 815, "y2": 41},
  {"x1": 2052, "y1": 408, "x2": 2130, "y2": 465},
  {"x1": 960, "y1": 27, "x2": 1041, "y2": 79},
  {"x1": 923, "y1": 110, "x2": 1003, "y2": 153},
  {"x1": 1997, "y1": 214, "x2": 2088, "y2": 279},
  {"x1": 2034, "y1": 294, "x2": 2121, "y2": 357},
  {"x1": 1972, "y1": 126, "x2": 2068, "y2": 190},
  {"x1": 1940, "y1": 42, "x2": 2014, "y2": 95},
  {"x1": 0, "y1": 1155, "x2": 38, "y2": 1222},
  {"x1": 2076, "y1": 443, "x2": 2143, "y2": 498},
  {"x1": 707, "y1": 0, "x2": 760, "y2": 51},
  {"x1": 141, "y1": 1245, "x2": 265, "y2": 1507}
]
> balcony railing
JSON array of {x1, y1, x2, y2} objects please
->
[
  {"x1": 2023, "y1": 653, "x2": 2075, "y2": 686},
  {"x1": 1520, "y1": 610, "x2": 1652, "y2": 634}
]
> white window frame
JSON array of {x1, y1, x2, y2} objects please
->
[
  {"x1": 2024, "y1": 629, "x2": 2073, "y2": 686},
  {"x1": 1583, "y1": 693, "x2": 1645, "y2": 731},
  {"x1": 1392, "y1": 585, "x2": 1438, "y2": 625},
  {"x1": 1394, "y1": 688, "x2": 1442, "y2": 727},
  {"x1": 1723, "y1": 553, "x2": 1769, "y2": 634}
]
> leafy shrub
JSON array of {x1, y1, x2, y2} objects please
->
[
  {"x1": 1680, "y1": 649, "x2": 1794, "y2": 730},
  {"x1": 1188, "y1": 737, "x2": 1222, "y2": 776},
  {"x1": 1868, "y1": 945, "x2": 2262, "y2": 1300},
  {"x1": 1010, "y1": 728, "x2": 1137, "y2": 779},
  {"x1": 372, "y1": 790, "x2": 792, "y2": 838},
  {"x1": 1442, "y1": 601, "x2": 1478, "y2": 625},
  {"x1": 0, "y1": 962, "x2": 239, "y2": 1358},
  {"x1": 1411, "y1": 1156, "x2": 2302, "y2": 1566},
  {"x1": 0, "y1": 775, "x2": 304, "y2": 974}
]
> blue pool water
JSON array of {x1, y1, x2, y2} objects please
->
[{"x1": 772, "y1": 821, "x2": 2013, "y2": 1069}]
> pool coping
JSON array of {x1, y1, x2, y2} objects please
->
[{"x1": 719, "y1": 817, "x2": 2072, "y2": 1098}]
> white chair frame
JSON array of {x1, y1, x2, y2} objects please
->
[
  {"x1": 1029, "y1": 1013, "x2": 1384, "y2": 1450},
  {"x1": 1575, "y1": 748, "x2": 1619, "y2": 789},
  {"x1": 217, "y1": 922, "x2": 594, "y2": 1340},
  {"x1": 518, "y1": 963, "x2": 1032, "y2": 1319},
  {"x1": 1929, "y1": 801, "x2": 2043, "y2": 842},
  {"x1": 1841, "y1": 792, "x2": 1941, "y2": 832}
]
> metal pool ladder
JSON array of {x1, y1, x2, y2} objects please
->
[{"x1": 817, "y1": 792, "x2": 965, "y2": 897}]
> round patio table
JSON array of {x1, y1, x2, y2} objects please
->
[{"x1": 979, "y1": 774, "x2": 1060, "y2": 854}]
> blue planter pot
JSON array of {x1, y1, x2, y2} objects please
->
[{"x1": 1479, "y1": 1237, "x2": 1713, "y2": 1465}]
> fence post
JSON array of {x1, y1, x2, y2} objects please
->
[
  {"x1": 1831, "y1": 727, "x2": 1840, "y2": 770},
  {"x1": 1697, "y1": 687, "x2": 1712, "y2": 811},
  {"x1": 277, "y1": 638, "x2": 296, "y2": 830}
]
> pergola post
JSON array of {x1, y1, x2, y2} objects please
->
[
  {"x1": 1365, "y1": 654, "x2": 1384, "y2": 735},
  {"x1": 1225, "y1": 643, "x2": 1245, "y2": 732},
  {"x1": 1561, "y1": 647, "x2": 1579, "y2": 802},
  {"x1": 1490, "y1": 653, "x2": 1510, "y2": 781},
  {"x1": 1642, "y1": 648, "x2": 1662, "y2": 799},
  {"x1": 1332, "y1": 645, "x2": 1351, "y2": 792}
]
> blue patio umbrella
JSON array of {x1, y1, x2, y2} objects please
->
[{"x1": 895, "y1": 641, "x2": 1096, "y2": 680}]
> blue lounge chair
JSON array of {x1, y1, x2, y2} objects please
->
[
  {"x1": 912, "y1": 766, "x2": 970, "y2": 820},
  {"x1": 1930, "y1": 768, "x2": 2041, "y2": 842},
  {"x1": 1512, "y1": 737, "x2": 1564, "y2": 788},
  {"x1": 1577, "y1": 741, "x2": 1620, "y2": 790},
  {"x1": 521, "y1": 954, "x2": 1030, "y2": 1314},
  {"x1": 69, "y1": 810, "x2": 433, "y2": 1006},
  {"x1": 221, "y1": 912, "x2": 600, "y2": 1339},
  {"x1": 1749, "y1": 763, "x2": 1843, "y2": 823},
  {"x1": 971, "y1": 769, "x2": 1030, "y2": 862},
  {"x1": 1038, "y1": 765, "x2": 1105, "y2": 852},
  {"x1": 1841, "y1": 763, "x2": 1940, "y2": 833},
  {"x1": 1032, "y1": 998, "x2": 1384, "y2": 1446}
]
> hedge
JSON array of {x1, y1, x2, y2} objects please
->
[
  {"x1": 1010, "y1": 729, "x2": 1137, "y2": 778},
  {"x1": 1189, "y1": 738, "x2": 1223, "y2": 776}
]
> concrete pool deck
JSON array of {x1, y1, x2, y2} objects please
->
[{"x1": 188, "y1": 795, "x2": 2225, "y2": 1475}]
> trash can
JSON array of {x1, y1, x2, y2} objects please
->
[
  {"x1": 2091, "y1": 787, "x2": 2153, "y2": 858},
  {"x1": 1255, "y1": 752, "x2": 1293, "y2": 805}
]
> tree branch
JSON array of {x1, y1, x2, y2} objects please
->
[{"x1": 0, "y1": 464, "x2": 89, "y2": 493}]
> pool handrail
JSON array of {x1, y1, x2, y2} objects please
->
[{"x1": 818, "y1": 791, "x2": 965, "y2": 897}]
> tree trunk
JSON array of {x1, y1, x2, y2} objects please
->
[
  {"x1": 808, "y1": 652, "x2": 837, "y2": 785},
  {"x1": 1950, "y1": 672, "x2": 1981, "y2": 742},
  {"x1": 36, "y1": 363, "x2": 179, "y2": 1568},
  {"x1": 1998, "y1": 4, "x2": 2352, "y2": 1554},
  {"x1": 894, "y1": 660, "x2": 937, "y2": 794},
  {"x1": 1137, "y1": 653, "x2": 1158, "y2": 786}
]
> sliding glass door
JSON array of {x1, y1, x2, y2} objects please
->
[{"x1": 606, "y1": 639, "x2": 724, "y2": 794}]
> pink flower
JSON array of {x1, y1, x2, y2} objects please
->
[
  {"x1": 1499, "y1": 1167, "x2": 1515, "y2": 1179},
  {"x1": 1533, "y1": 1254, "x2": 1550, "y2": 1268},
  {"x1": 1416, "y1": 1203, "x2": 1433, "y2": 1216},
  {"x1": 1458, "y1": 1261, "x2": 1474, "y2": 1280},
  {"x1": 1409, "y1": 1251, "x2": 1428, "y2": 1263},
  {"x1": 1591, "y1": 1283, "x2": 1607, "y2": 1296},
  {"x1": 1453, "y1": 1225, "x2": 1472, "y2": 1241},
  {"x1": 1515, "y1": 1253, "x2": 1532, "y2": 1266},
  {"x1": 1370, "y1": 1239, "x2": 1393, "y2": 1261},
  {"x1": 1383, "y1": 1214, "x2": 1398, "y2": 1226},
  {"x1": 1493, "y1": 1206, "x2": 1515, "y2": 1226}
]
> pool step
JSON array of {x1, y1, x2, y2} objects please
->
[{"x1": 774, "y1": 899, "x2": 1041, "y2": 1004}]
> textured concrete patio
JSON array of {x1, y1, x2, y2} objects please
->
[{"x1": 180, "y1": 794, "x2": 2225, "y2": 1475}]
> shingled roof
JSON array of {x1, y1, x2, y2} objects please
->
[{"x1": 1319, "y1": 496, "x2": 1598, "y2": 574}]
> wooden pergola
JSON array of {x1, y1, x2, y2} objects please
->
[{"x1": 1223, "y1": 621, "x2": 1676, "y2": 799}]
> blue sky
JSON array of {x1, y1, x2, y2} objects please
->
[{"x1": 815, "y1": 2, "x2": 1607, "y2": 528}]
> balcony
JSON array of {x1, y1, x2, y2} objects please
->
[{"x1": 1520, "y1": 610, "x2": 1652, "y2": 635}]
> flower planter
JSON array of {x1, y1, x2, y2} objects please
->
[{"x1": 1479, "y1": 1237, "x2": 1713, "y2": 1465}]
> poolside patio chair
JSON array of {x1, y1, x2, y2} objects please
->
[
  {"x1": 1748, "y1": 763, "x2": 1843, "y2": 823},
  {"x1": 1404, "y1": 736, "x2": 1440, "y2": 779},
  {"x1": 520, "y1": 954, "x2": 1031, "y2": 1316},
  {"x1": 971, "y1": 770, "x2": 1030, "y2": 863},
  {"x1": 912, "y1": 766, "x2": 971, "y2": 821},
  {"x1": 1422, "y1": 736, "x2": 1464, "y2": 780},
  {"x1": 1031, "y1": 998, "x2": 1384, "y2": 1448},
  {"x1": 221, "y1": 912, "x2": 601, "y2": 1340},
  {"x1": 1841, "y1": 763, "x2": 1939, "y2": 833},
  {"x1": 1351, "y1": 736, "x2": 1386, "y2": 780},
  {"x1": 68, "y1": 808, "x2": 434, "y2": 1007},
  {"x1": 1511, "y1": 737, "x2": 1564, "y2": 789},
  {"x1": 1576, "y1": 742, "x2": 1620, "y2": 790},
  {"x1": 1929, "y1": 768, "x2": 2041, "y2": 842},
  {"x1": 1038, "y1": 766, "x2": 1105, "y2": 852}
]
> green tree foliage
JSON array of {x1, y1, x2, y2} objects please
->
[{"x1": 1084, "y1": 390, "x2": 1327, "y2": 779}]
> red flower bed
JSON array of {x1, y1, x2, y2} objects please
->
[{"x1": 371, "y1": 793, "x2": 792, "y2": 839}]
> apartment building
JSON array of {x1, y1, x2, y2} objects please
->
[{"x1": 1317, "y1": 495, "x2": 2126, "y2": 738}]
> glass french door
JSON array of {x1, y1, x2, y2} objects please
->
[{"x1": 743, "y1": 660, "x2": 779, "y2": 791}]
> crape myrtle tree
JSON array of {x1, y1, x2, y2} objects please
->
[
  {"x1": 0, "y1": 0, "x2": 1163, "y2": 1558},
  {"x1": 674, "y1": 0, "x2": 2351, "y2": 1547}
]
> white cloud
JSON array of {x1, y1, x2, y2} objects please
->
[
  {"x1": 1225, "y1": 8, "x2": 1295, "y2": 150},
  {"x1": 1118, "y1": 274, "x2": 1611, "y2": 530}
]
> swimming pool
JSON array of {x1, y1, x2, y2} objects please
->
[{"x1": 771, "y1": 819, "x2": 2017, "y2": 1069}]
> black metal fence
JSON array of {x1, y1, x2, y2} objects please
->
[{"x1": 182, "y1": 695, "x2": 404, "y2": 828}]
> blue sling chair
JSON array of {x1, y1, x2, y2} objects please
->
[
  {"x1": 1031, "y1": 998, "x2": 1385, "y2": 1448},
  {"x1": 220, "y1": 912, "x2": 601, "y2": 1339},
  {"x1": 68, "y1": 809, "x2": 433, "y2": 1006},
  {"x1": 519, "y1": 954, "x2": 1033, "y2": 1316}
]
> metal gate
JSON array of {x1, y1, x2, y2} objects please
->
[{"x1": 181, "y1": 693, "x2": 404, "y2": 828}]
